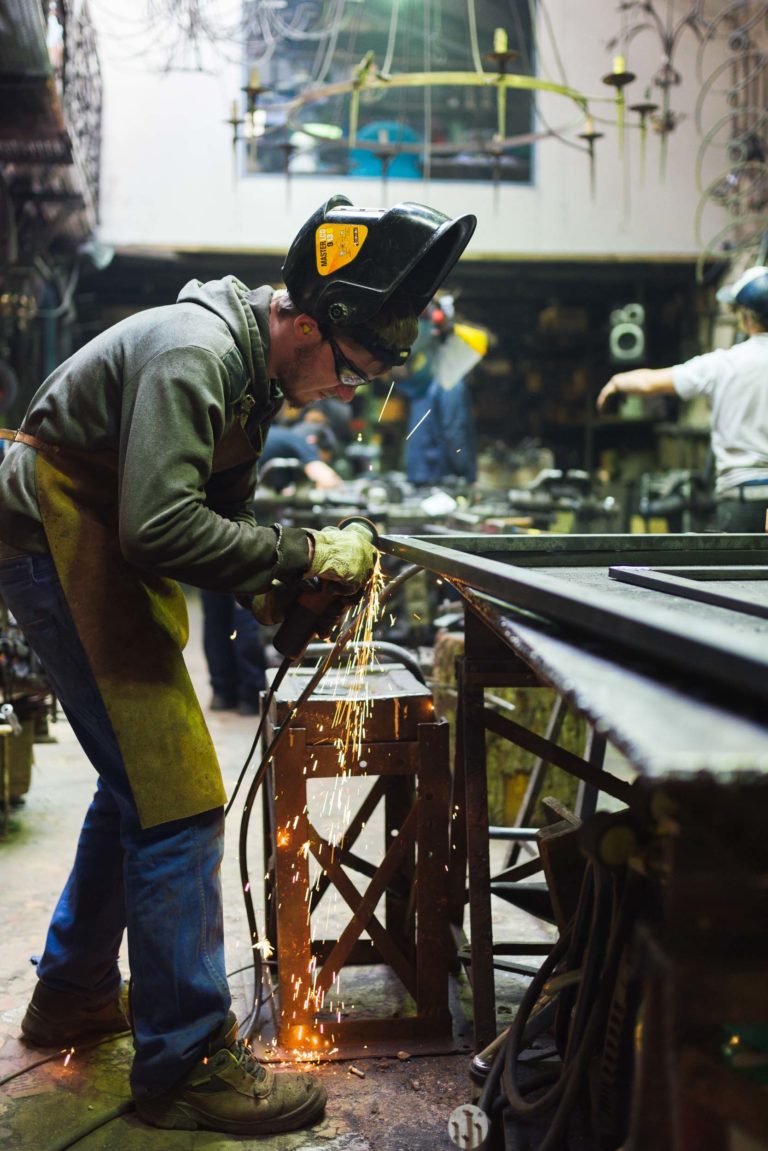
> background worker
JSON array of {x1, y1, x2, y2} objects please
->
[
  {"x1": 0, "y1": 193, "x2": 476, "y2": 1136},
  {"x1": 259, "y1": 416, "x2": 343, "y2": 493},
  {"x1": 201, "y1": 590, "x2": 267, "y2": 715},
  {"x1": 597, "y1": 265, "x2": 768, "y2": 532},
  {"x1": 395, "y1": 296, "x2": 485, "y2": 487}
]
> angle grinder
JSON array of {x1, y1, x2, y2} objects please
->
[{"x1": 272, "y1": 516, "x2": 379, "y2": 663}]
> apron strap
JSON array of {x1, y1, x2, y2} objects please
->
[{"x1": 0, "y1": 429, "x2": 60, "y2": 455}]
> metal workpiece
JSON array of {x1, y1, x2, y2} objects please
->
[
  {"x1": 378, "y1": 531, "x2": 768, "y2": 567},
  {"x1": 609, "y1": 563, "x2": 768, "y2": 619},
  {"x1": 377, "y1": 532, "x2": 768, "y2": 709}
]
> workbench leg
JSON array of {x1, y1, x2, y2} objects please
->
[
  {"x1": 272, "y1": 727, "x2": 313, "y2": 1044},
  {"x1": 1, "y1": 735, "x2": 9, "y2": 838},
  {"x1": 385, "y1": 771, "x2": 415, "y2": 961},
  {"x1": 448, "y1": 660, "x2": 468, "y2": 928},
  {"x1": 575, "y1": 725, "x2": 608, "y2": 822},
  {"x1": 416, "y1": 720, "x2": 453, "y2": 1031},
  {"x1": 462, "y1": 663, "x2": 497, "y2": 1051}
]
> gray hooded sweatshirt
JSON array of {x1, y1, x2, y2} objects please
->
[{"x1": 0, "y1": 276, "x2": 311, "y2": 594}]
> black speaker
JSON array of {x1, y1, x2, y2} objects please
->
[{"x1": 608, "y1": 303, "x2": 646, "y2": 365}]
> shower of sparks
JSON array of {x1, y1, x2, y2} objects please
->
[
  {"x1": 330, "y1": 555, "x2": 385, "y2": 769},
  {"x1": 377, "y1": 379, "x2": 395, "y2": 422},
  {"x1": 63, "y1": 1046, "x2": 75, "y2": 1067},
  {"x1": 276, "y1": 558, "x2": 399, "y2": 1056},
  {"x1": 406, "y1": 408, "x2": 431, "y2": 439}
]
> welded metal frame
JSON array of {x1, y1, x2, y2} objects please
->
[{"x1": 377, "y1": 531, "x2": 768, "y2": 1055}]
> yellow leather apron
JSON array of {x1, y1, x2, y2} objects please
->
[{"x1": 0, "y1": 423, "x2": 260, "y2": 828}]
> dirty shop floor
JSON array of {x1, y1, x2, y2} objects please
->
[{"x1": 0, "y1": 589, "x2": 553, "y2": 1151}]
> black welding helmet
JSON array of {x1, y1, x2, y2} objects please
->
[
  {"x1": 282, "y1": 194, "x2": 476, "y2": 363},
  {"x1": 716, "y1": 265, "x2": 768, "y2": 321}
]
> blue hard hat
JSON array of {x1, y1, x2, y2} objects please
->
[{"x1": 716, "y1": 265, "x2": 768, "y2": 319}]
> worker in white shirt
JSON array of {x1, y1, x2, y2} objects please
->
[{"x1": 597, "y1": 266, "x2": 768, "y2": 532}]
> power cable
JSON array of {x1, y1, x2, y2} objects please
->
[
  {"x1": 382, "y1": 0, "x2": 401, "y2": 77},
  {"x1": 0, "y1": 1030, "x2": 131, "y2": 1089},
  {"x1": 474, "y1": 857, "x2": 643, "y2": 1150},
  {"x1": 39, "y1": 1102, "x2": 135, "y2": 1151},
  {"x1": 466, "y1": 0, "x2": 485, "y2": 74}
]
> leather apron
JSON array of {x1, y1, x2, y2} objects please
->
[{"x1": 0, "y1": 421, "x2": 260, "y2": 828}]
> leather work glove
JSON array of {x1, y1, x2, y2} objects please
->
[
  {"x1": 305, "y1": 524, "x2": 376, "y2": 593},
  {"x1": 241, "y1": 581, "x2": 300, "y2": 626}
]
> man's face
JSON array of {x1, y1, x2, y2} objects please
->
[{"x1": 278, "y1": 338, "x2": 385, "y2": 408}]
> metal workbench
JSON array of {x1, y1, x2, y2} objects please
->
[{"x1": 376, "y1": 532, "x2": 768, "y2": 1150}]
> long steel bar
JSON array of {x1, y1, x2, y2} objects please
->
[
  {"x1": 609, "y1": 565, "x2": 768, "y2": 620},
  {"x1": 378, "y1": 534, "x2": 768, "y2": 707},
  {"x1": 382, "y1": 532, "x2": 768, "y2": 567}
]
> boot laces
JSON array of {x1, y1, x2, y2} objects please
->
[{"x1": 229, "y1": 1038, "x2": 267, "y2": 1083}]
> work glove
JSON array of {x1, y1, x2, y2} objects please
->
[
  {"x1": 305, "y1": 524, "x2": 376, "y2": 593},
  {"x1": 240, "y1": 581, "x2": 300, "y2": 626}
]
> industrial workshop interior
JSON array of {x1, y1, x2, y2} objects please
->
[{"x1": 2, "y1": 1, "x2": 768, "y2": 1150}]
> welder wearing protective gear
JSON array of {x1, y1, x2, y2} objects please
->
[
  {"x1": 597, "y1": 265, "x2": 768, "y2": 533},
  {"x1": 0, "y1": 193, "x2": 475, "y2": 1137}
]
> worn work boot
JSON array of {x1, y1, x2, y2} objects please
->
[
  {"x1": 135, "y1": 1012, "x2": 327, "y2": 1135},
  {"x1": 21, "y1": 980, "x2": 130, "y2": 1047}
]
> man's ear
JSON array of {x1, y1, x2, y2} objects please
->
[{"x1": 296, "y1": 314, "x2": 320, "y2": 340}]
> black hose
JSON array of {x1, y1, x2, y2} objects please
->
[
  {"x1": 0, "y1": 1030, "x2": 131, "y2": 1087},
  {"x1": 530, "y1": 870, "x2": 640, "y2": 1151},
  {"x1": 41, "y1": 1101, "x2": 134, "y2": 1151},
  {"x1": 554, "y1": 858, "x2": 595, "y2": 1058},
  {"x1": 561, "y1": 866, "x2": 614, "y2": 1064},
  {"x1": 490, "y1": 864, "x2": 641, "y2": 1150},
  {"x1": 497, "y1": 931, "x2": 573, "y2": 1119},
  {"x1": 477, "y1": 944, "x2": 567, "y2": 1120}
]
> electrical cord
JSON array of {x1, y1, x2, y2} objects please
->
[
  {"x1": 40, "y1": 1102, "x2": 135, "y2": 1151},
  {"x1": 0, "y1": 1031, "x2": 135, "y2": 1151},
  {"x1": 0, "y1": 1029, "x2": 131, "y2": 1089}
]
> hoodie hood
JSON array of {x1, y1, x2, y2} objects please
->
[{"x1": 176, "y1": 276, "x2": 273, "y2": 387}]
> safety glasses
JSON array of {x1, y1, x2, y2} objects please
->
[{"x1": 326, "y1": 336, "x2": 372, "y2": 389}]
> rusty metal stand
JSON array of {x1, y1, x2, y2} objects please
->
[{"x1": 262, "y1": 661, "x2": 455, "y2": 1056}]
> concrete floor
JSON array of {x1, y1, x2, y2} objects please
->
[{"x1": 0, "y1": 590, "x2": 552, "y2": 1151}]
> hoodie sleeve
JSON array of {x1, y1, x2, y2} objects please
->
[{"x1": 117, "y1": 345, "x2": 310, "y2": 593}]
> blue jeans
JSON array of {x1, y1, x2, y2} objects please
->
[
  {"x1": 202, "y1": 589, "x2": 266, "y2": 705},
  {"x1": 0, "y1": 553, "x2": 230, "y2": 1097}
]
